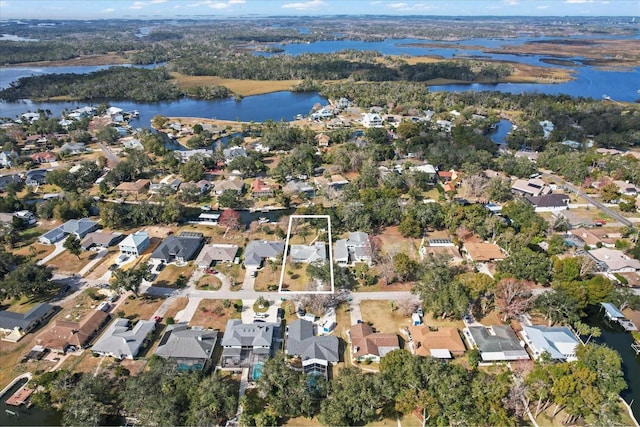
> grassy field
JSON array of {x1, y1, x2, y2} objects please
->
[
  {"x1": 10, "y1": 242, "x2": 56, "y2": 263},
  {"x1": 0, "y1": 331, "x2": 57, "y2": 389},
  {"x1": 58, "y1": 288, "x2": 107, "y2": 321},
  {"x1": 169, "y1": 72, "x2": 302, "y2": 96},
  {"x1": 116, "y1": 295, "x2": 165, "y2": 322},
  {"x1": 189, "y1": 299, "x2": 242, "y2": 330},
  {"x1": 46, "y1": 249, "x2": 100, "y2": 275},
  {"x1": 253, "y1": 266, "x2": 281, "y2": 291},
  {"x1": 196, "y1": 274, "x2": 222, "y2": 290},
  {"x1": 377, "y1": 226, "x2": 421, "y2": 259},
  {"x1": 360, "y1": 300, "x2": 412, "y2": 337},
  {"x1": 153, "y1": 264, "x2": 194, "y2": 288}
]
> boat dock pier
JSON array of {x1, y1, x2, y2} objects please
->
[
  {"x1": 5, "y1": 384, "x2": 34, "y2": 406},
  {"x1": 600, "y1": 302, "x2": 639, "y2": 332}
]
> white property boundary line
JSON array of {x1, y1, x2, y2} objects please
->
[{"x1": 278, "y1": 214, "x2": 334, "y2": 295}]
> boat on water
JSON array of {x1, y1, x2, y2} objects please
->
[{"x1": 258, "y1": 217, "x2": 270, "y2": 224}]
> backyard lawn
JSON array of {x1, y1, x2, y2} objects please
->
[
  {"x1": 377, "y1": 226, "x2": 421, "y2": 259},
  {"x1": 46, "y1": 249, "x2": 100, "y2": 275},
  {"x1": 11, "y1": 242, "x2": 55, "y2": 263},
  {"x1": 115, "y1": 295, "x2": 165, "y2": 321},
  {"x1": 215, "y1": 263, "x2": 244, "y2": 287},
  {"x1": 189, "y1": 299, "x2": 242, "y2": 330},
  {"x1": 153, "y1": 264, "x2": 194, "y2": 288}
]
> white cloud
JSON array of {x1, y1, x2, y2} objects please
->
[
  {"x1": 228, "y1": 0, "x2": 246, "y2": 3},
  {"x1": 281, "y1": 0, "x2": 327, "y2": 10},
  {"x1": 150, "y1": 0, "x2": 168, "y2": 3},
  {"x1": 388, "y1": 2, "x2": 408, "y2": 8},
  {"x1": 536, "y1": 5, "x2": 550, "y2": 9},
  {"x1": 503, "y1": 0, "x2": 519, "y2": 5},
  {"x1": 130, "y1": 1, "x2": 146, "y2": 9},
  {"x1": 102, "y1": 7, "x2": 116, "y2": 13},
  {"x1": 370, "y1": 0, "x2": 382, "y2": 4}
]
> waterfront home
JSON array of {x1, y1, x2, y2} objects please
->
[
  {"x1": 36, "y1": 310, "x2": 110, "y2": 353},
  {"x1": 465, "y1": 325, "x2": 529, "y2": 361},
  {"x1": 349, "y1": 323, "x2": 399, "y2": 362},
  {"x1": 286, "y1": 319, "x2": 339, "y2": 378},
  {"x1": 154, "y1": 323, "x2": 217, "y2": 371},
  {"x1": 91, "y1": 318, "x2": 156, "y2": 359},
  {"x1": 118, "y1": 230, "x2": 150, "y2": 258},
  {"x1": 244, "y1": 240, "x2": 285, "y2": 269},
  {"x1": 519, "y1": 325, "x2": 580, "y2": 361},
  {"x1": 463, "y1": 242, "x2": 505, "y2": 262},
  {"x1": 290, "y1": 242, "x2": 327, "y2": 264},
  {"x1": 220, "y1": 319, "x2": 279, "y2": 368},
  {"x1": 213, "y1": 179, "x2": 244, "y2": 196},
  {"x1": 150, "y1": 232, "x2": 204, "y2": 265},
  {"x1": 251, "y1": 178, "x2": 277, "y2": 198},
  {"x1": 0, "y1": 303, "x2": 57, "y2": 342},
  {"x1": 223, "y1": 146, "x2": 247, "y2": 164},
  {"x1": 283, "y1": 180, "x2": 316, "y2": 198},
  {"x1": 195, "y1": 244, "x2": 239, "y2": 269},
  {"x1": 408, "y1": 325, "x2": 466, "y2": 359}
]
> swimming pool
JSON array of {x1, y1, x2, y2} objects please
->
[{"x1": 252, "y1": 362, "x2": 264, "y2": 381}]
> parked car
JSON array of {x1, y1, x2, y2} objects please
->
[
  {"x1": 205, "y1": 268, "x2": 218, "y2": 274},
  {"x1": 108, "y1": 294, "x2": 119, "y2": 303},
  {"x1": 155, "y1": 263, "x2": 165, "y2": 273},
  {"x1": 97, "y1": 302, "x2": 110, "y2": 312}
]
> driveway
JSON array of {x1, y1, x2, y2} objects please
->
[
  {"x1": 241, "y1": 298, "x2": 281, "y2": 323},
  {"x1": 175, "y1": 297, "x2": 202, "y2": 323},
  {"x1": 37, "y1": 240, "x2": 66, "y2": 266},
  {"x1": 78, "y1": 248, "x2": 109, "y2": 277}
]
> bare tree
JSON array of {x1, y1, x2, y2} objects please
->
[
  {"x1": 398, "y1": 299, "x2": 419, "y2": 317},
  {"x1": 495, "y1": 278, "x2": 535, "y2": 321}
]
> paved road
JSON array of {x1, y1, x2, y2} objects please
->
[
  {"x1": 541, "y1": 172, "x2": 632, "y2": 227},
  {"x1": 97, "y1": 141, "x2": 121, "y2": 166}
]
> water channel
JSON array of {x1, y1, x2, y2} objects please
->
[{"x1": 0, "y1": 379, "x2": 62, "y2": 426}]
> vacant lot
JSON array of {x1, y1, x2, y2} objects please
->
[
  {"x1": 58, "y1": 288, "x2": 108, "y2": 321},
  {"x1": 116, "y1": 295, "x2": 165, "y2": 322},
  {"x1": 360, "y1": 300, "x2": 412, "y2": 337},
  {"x1": 196, "y1": 274, "x2": 222, "y2": 290},
  {"x1": 154, "y1": 264, "x2": 194, "y2": 288},
  {"x1": 377, "y1": 226, "x2": 421, "y2": 259},
  {"x1": 164, "y1": 297, "x2": 189, "y2": 321},
  {"x1": 189, "y1": 299, "x2": 242, "y2": 330},
  {"x1": 0, "y1": 330, "x2": 56, "y2": 389},
  {"x1": 11, "y1": 242, "x2": 55, "y2": 262},
  {"x1": 254, "y1": 266, "x2": 281, "y2": 291},
  {"x1": 47, "y1": 250, "x2": 100, "y2": 275}
]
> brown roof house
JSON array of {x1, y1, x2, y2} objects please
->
[
  {"x1": 115, "y1": 179, "x2": 150, "y2": 196},
  {"x1": 350, "y1": 323, "x2": 399, "y2": 362},
  {"x1": 80, "y1": 231, "x2": 122, "y2": 250},
  {"x1": 37, "y1": 310, "x2": 110, "y2": 353},
  {"x1": 251, "y1": 178, "x2": 276, "y2": 198},
  {"x1": 408, "y1": 326, "x2": 466, "y2": 359},
  {"x1": 463, "y1": 242, "x2": 505, "y2": 262},
  {"x1": 195, "y1": 244, "x2": 239, "y2": 269}
]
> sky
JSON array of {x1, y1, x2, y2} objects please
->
[{"x1": 0, "y1": 0, "x2": 638, "y2": 19}]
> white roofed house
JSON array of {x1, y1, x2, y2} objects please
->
[
  {"x1": 520, "y1": 325, "x2": 580, "y2": 362},
  {"x1": 91, "y1": 318, "x2": 156, "y2": 359},
  {"x1": 362, "y1": 112, "x2": 383, "y2": 128},
  {"x1": 220, "y1": 319, "x2": 279, "y2": 369},
  {"x1": 587, "y1": 248, "x2": 640, "y2": 273},
  {"x1": 511, "y1": 178, "x2": 551, "y2": 197},
  {"x1": 118, "y1": 231, "x2": 150, "y2": 257},
  {"x1": 244, "y1": 240, "x2": 285, "y2": 269},
  {"x1": 334, "y1": 231, "x2": 372, "y2": 266},
  {"x1": 290, "y1": 242, "x2": 327, "y2": 264}
]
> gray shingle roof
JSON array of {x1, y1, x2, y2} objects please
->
[
  {"x1": 221, "y1": 319, "x2": 277, "y2": 348},
  {"x1": 0, "y1": 303, "x2": 55, "y2": 331},
  {"x1": 151, "y1": 235, "x2": 203, "y2": 263},
  {"x1": 468, "y1": 325, "x2": 528, "y2": 356},
  {"x1": 244, "y1": 240, "x2": 285, "y2": 268},
  {"x1": 60, "y1": 218, "x2": 97, "y2": 238},
  {"x1": 286, "y1": 319, "x2": 339, "y2": 362},
  {"x1": 155, "y1": 323, "x2": 217, "y2": 360},
  {"x1": 91, "y1": 318, "x2": 156, "y2": 358}
]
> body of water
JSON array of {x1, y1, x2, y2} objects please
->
[
  {"x1": 490, "y1": 119, "x2": 513, "y2": 145},
  {"x1": 0, "y1": 379, "x2": 62, "y2": 426},
  {"x1": 585, "y1": 307, "x2": 640, "y2": 420}
]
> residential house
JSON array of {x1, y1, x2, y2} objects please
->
[
  {"x1": 30, "y1": 151, "x2": 56, "y2": 164},
  {"x1": 511, "y1": 178, "x2": 551, "y2": 197},
  {"x1": 24, "y1": 169, "x2": 48, "y2": 186},
  {"x1": 465, "y1": 326, "x2": 529, "y2": 361},
  {"x1": 1, "y1": 210, "x2": 36, "y2": 226},
  {"x1": 61, "y1": 218, "x2": 99, "y2": 239},
  {"x1": 0, "y1": 303, "x2": 57, "y2": 342},
  {"x1": 463, "y1": 242, "x2": 505, "y2": 262},
  {"x1": 311, "y1": 107, "x2": 335, "y2": 121},
  {"x1": 194, "y1": 179, "x2": 212, "y2": 194},
  {"x1": 150, "y1": 232, "x2": 204, "y2": 265},
  {"x1": 116, "y1": 179, "x2": 151, "y2": 196},
  {"x1": 335, "y1": 231, "x2": 372, "y2": 266},
  {"x1": 244, "y1": 240, "x2": 285, "y2": 269},
  {"x1": 409, "y1": 163, "x2": 437, "y2": 177},
  {"x1": 251, "y1": 178, "x2": 276, "y2": 198},
  {"x1": 118, "y1": 231, "x2": 150, "y2": 257},
  {"x1": 349, "y1": 323, "x2": 400, "y2": 362},
  {"x1": 520, "y1": 325, "x2": 579, "y2": 362},
  {"x1": 314, "y1": 174, "x2": 349, "y2": 192},
  {"x1": 587, "y1": 248, "x2": 640, "y2": 273},
  {"x1": 525, "y1": 193, "x2": 570, "y2": 212},
  {"x1": 315, "y1": 133, "x2": 331, "y2": 148},
  {"x1": 436, "y1": 119, "x2": 452, "y2": 132},
  {"x1": 539, "y1": 120, "x2": 554, "y2": 139},
  {"x1": 154, "y1": 323, "x2": 218, "y2": 371},
  {"x1": 223, "y1": 146, "x2": 247, "y2": 164},
  {"x1": 286, "y1": 319, "x2": 339, "y2": 377},
  {"x1": 38, "y1": 227, "x2": 67, "y2": 245},
  {"x1": 613, "y1": 180, "x2": 638, "y2": 196},
  {"x1": 195, "y1": 244, "x2": 239, "y2": 269},
  {"x1": 36, "y1": 310, "x2": 110, "y2": 353},
  {"x1": 80, "y1": 231, "x2": 122, "y2": 251},
  {"x1": 0, "y1": 174, "x2": 22, "y2": 191},
  {"x1": 283, "y1": 180, "x2": 316, "y2": 198},
  {"x1": 290, "y1": 242, "x2": 327, "y2": 264},
  {"x1": 213, "y1": 179, "x2": 244, "y2": 196},
  {"x1": 568, "y1": 228, "x2": 615, "y2": 249},
  {"x1": 362, "y1": 112, "x2": 383, "y2": 128},
  {"x1": 220, "y1": 319, "x2": 279, "y2": 368},
  {"x1": 58, "y1": 142, "x2": 86, "y2": 155},
  {"x1": 408, "y1": 326, "x2": 466, "y2": 359},
  {"x1": 0, "y1": 151, "x2": 17, "y2": 168},
  {"x1": 336, "y1": 97, "x2": 352, "y2": 109},
  {"x1": 91, "y1": 318, "x2": 156, "y2": 359}
]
